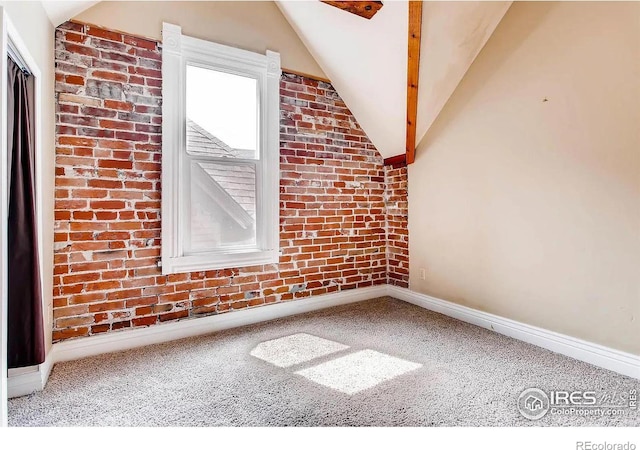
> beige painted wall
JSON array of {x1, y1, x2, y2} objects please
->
[
  {"x1": 0, "y1": 1, "x2": 56, "y2": 354},
  {"x1": 409, "y1": 2, "x2": 640, "y2": 355},
  {"x1": 74, "y1": 1, "x2": 326, "y2": 79}
]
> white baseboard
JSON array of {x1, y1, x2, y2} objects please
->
[
  {"x1": 7, "y1": 351, "x2": 54, "y2": 398},
  {"x1": 387, "y1": 285, "x2": 640, "y2": 380},
  {"x1": 9, "y1": 284, "x2": 386, "y2": 398},
  {"x1": 7, "y1": 368, "x2": 40, "y2": 399},
  {"x1": 53, "y1": 284, "x2": 388, "y2": 365},
  {"x1": 8, "y1": 283, "x2": 639, "y2": 398}
]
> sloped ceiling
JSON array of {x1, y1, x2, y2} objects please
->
[
  {"x1": 278, "y1": 1, "x2": 512, "y2": 159},
  {"x1": 416, "y1": 1, "x2": 512, "y2": 148},
  {"x1": 43, "y1": 0, "x2": 512, "y2": 159},
  {"x1": 278, "y1": 1, "x2": 408, "y2": 158},
  {"x1": 41, "y1": 0, "x2": 98, "y2": 27}
]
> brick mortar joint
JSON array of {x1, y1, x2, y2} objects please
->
[{"x1": 52, "y1": 21, "x2": 409, "y2": 338}]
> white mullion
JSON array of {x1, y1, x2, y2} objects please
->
[{"x1": 162, "y1": 22, "x2": 279, "y2": 274}]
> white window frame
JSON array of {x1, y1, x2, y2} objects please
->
[{"x1": 161, "y1": 23, "x2": 280, "y2": 275}]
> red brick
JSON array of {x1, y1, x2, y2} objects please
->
[
  {"x1": 70, "y1": 261, "x2": 108, "y2": 272},
  {"x1": 90, "y1": 200, "x2": 126, "y2": 210},
  {"x1": 104, "y1": 100, "x2": 133, "y2": 111},
  {"x1": 56, "y1": 316, "x2": 94, "y2": 328},
  {"x1": 62, "y1": 272, "x2": 100, "y2": 284},
  {"x1": 95, "y1": 211, "x2": 117, "y2": 220},
  {"x1": 107, "y1": 288, "x2": 142, "y2": 300},
  {"x1": 132, "y1": 316, "x2": 157, "y2": 327},
  {"x1": 54, "y1": 305, "x2": 89, "y2": 319},
  {"x1": 112, "y1": 320, "x2": 132, "y2": 330},
  {"x1": 53, "y1": 26, "x2": 398, "y2": 342},
  {"x1": 87, "y1": 26, "x2": 123, "y2": 42},
  {"x1": 128, "y1": 66, "x2": 161, "y2": 78},
  {"x1": 123, "y1": 35, "x2": 158, "y2": 50},
  {"x1": 94, "y1": 313, "x2": 110, "y2": 323},
  {"x1": 97, "y1": 159, "x2": 133, "y2": 169},
  {"x1": 115, "y1": 131, "x2": 149, "y2": 142},
  {"x1": 92, "y1": 70, "x2": 128, "y2": 83},
  {"x1": 159, "y1": 310, "x2": 188, "y2": 322},
  {"x1": 99, "y1": 119, "x2": 133, "y2": 130},
  {"x1": 69, "y1": 293, "x2": 107, "y2": 305},
  {"x1": 91, "y1": 324, "x2": 110, "y2": 334},
  {"x1": 88, "y1": 301, "x2": 125, "y2": 312},
  {"x1": 65, "y1": 75, "x2": 85, "y2": 85},
  {"x1": 58, "y1": 136, "x2": 96, "y2": 147},
  {"x1": 64, "y1": 32, "x2": 86, "y2": 44},
  {"x1": 53, "y1": 327, "x2": 89, "y2": 341},
  {"x1": 88, "y1": 179, "x2": 123, "y2": 189},
  {"x1": 64, "y1": 42, "x2": 99, "y2": 57}
]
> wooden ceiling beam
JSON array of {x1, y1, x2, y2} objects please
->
[
  {"x1": 320, "y1": 1, "x2": 384, "y2": 20},
  {"x1": 383, "y1": 154, "x2": 407, "y2": 168},
  {"x1": 406, "y1": 1, "x2": 423, "y2": 165}
]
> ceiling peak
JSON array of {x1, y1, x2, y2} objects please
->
[{"x1": 320, "y1": 1, "x2": 384, "y2": 20}]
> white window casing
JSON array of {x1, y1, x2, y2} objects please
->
[{"x1": 161, "y1": 22, "x2": 281, "y2": 274}]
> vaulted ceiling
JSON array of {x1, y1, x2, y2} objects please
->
[
  {"x1": 42, "y1": 0, "x2": 512, "y2": 159},
  {"x1": 41, "y1": 0, "x2": 98, "y2": 27},
  {"x1": 277, "y1": 1, "x2": 512, "y2": 159},
  {"x1": 278, "y1": 1, "x2": 409, "y2": 158}
]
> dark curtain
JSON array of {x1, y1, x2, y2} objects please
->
[{"x1": 7, "y1": 57, "x2": 45, "y2": 368}]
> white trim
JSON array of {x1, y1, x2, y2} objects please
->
[
  {"x1": 7, "y1": 366, "x2": 35, "y2": 376},
  {"x1": 7, "y1": 285, "x2": 385, "y2": 397},
  {"x1": 7, "y1": 284, "x2": 638, "y2": 399},
  {"x1": 53, "y1": 285, "x2": 387, "y2": 365},
  {"x1": 7, "y1": 41, "x2": 30, "y2": 75},
  {"x1": 0, "y1": 7, "x2": 47, "y2": 425},
  {"x1": 7, "y1": 351, "x2": 53, "y2": 398},
  {"x1": 4, "y1": 2, "x2": 44, "y2": 287},
  {"x1": 161, "y1": 22, "x2": 281, "y2": 275},
  {"x1": 387, "y1": 285, "x2": 640, "y2": 380},
  {"x1": 0, "y1": 8, "x2": 6, "y2": 424}
]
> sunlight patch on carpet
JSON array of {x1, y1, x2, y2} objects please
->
[
  {"x1": 295, "y1": 349, "x2": 422, "y2": 395},
  {"x1": 250, "y1": 333, "x2": 349, "y2": 367}
]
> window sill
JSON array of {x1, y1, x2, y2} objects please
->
[{"x1": 161, "y1": 249, "x2": 279, "y2": 275}]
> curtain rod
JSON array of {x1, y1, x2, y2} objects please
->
[{"x1": 7, "y1": 40, "x2": 31, "y2": 76}]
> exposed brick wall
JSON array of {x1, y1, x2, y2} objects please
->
[
  {"x1": 385, "y1": 166, "x2": 409, "y2": 288},
  {"x1": 52, "y1": 22, "x2": 399, "y2": 341}
]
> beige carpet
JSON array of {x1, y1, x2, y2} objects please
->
[{"x1": 8, "y1": 297, "x2": 639, "y2": 426}]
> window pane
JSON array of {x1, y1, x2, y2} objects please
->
[
  {"x1": 186, "y1": 65, "x2": 258, "y2": 159},
  {"x1": 187, "y1": 161, "x2": 257, "y2": 253}
]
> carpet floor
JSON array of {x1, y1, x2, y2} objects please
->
[{"x1": 8, "y1": 297, "x2": 639, "y2": 426}]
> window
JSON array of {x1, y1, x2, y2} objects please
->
[{"x1": 161, "y1": 23, "x2": 280, "y2": 274}]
